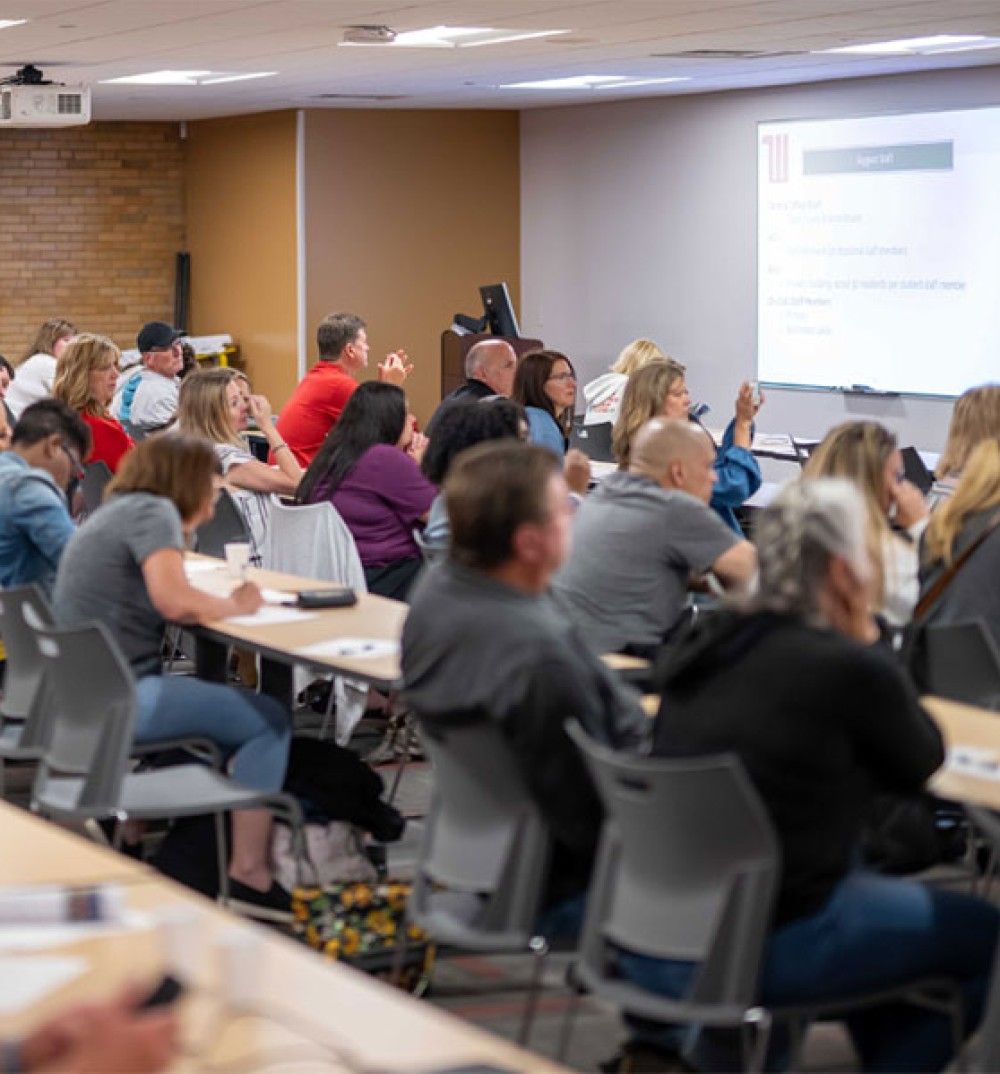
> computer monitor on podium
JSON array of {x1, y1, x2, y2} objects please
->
[{"x1": 480, "y1": 282, "x2": 520, "y2": 338}]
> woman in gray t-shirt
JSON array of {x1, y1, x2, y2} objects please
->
[{"x1": 54, "y1": 434, "x2": 293, "y2": 916}]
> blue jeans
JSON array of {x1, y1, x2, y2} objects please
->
[
  {"x1": 135, "y1": 676, "x2": 291, "y2": 793},
  {"x1": 618, "y1": 871, "x2": 999, "y2": 1072}
]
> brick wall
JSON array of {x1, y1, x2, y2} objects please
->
[{"x1": 0, "y1": 122, "x2": 184, "y2": 363}]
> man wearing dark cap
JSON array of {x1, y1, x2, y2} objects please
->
[{"x1": 112, "y1": 321, "x2": 184, "y2": 436}]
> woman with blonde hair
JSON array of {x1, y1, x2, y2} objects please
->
[
  {"x1": 52, "y1": 333, "x2": 134, "y2": 473},
  {"x1": 613, "y1": 358, "x2": 762, "y2": 532},
  {"x1": 5, "y1": 317, "x2": 76, "y2": 420},
  {"x1": 805, "y1": 421, "x2": 928, "y2": 625},
  {"x1": 583, "y1": 338, "x2": 666, "y2": 426},
  {"x1": 930, "y1": 384, "x2": 1000, "y2": 504},
  {"x1": 919, "y1": 438, "x2": 1000, "y2": 648},
  {"x1": 176, "y1": 369, "x2": 303, "y2": 564}
]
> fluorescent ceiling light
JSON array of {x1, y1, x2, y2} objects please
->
[
  {"x1": 819, "y1": 34, "x2": 1000, "y2": 55},
  {"x1": 340, "y1": 25, "x2": 566, "y2": 49},
  {"x1": 502, "y1": 75, "x2": 629, "y2": 90},
  {"x1": 595, "y1": 77, "x2": 689, "y2": 89},
  {"x1": 102, "y1": 70, "x2": 275, "y2": 86},
  {"x1": 0, "y1": 18, "x2": 27, "y2": 30},
  {"x1": 200, "y1": 72, "x2": 276, "y2": 85}
]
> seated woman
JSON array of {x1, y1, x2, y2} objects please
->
[
  {"x1": 619, "y1": 478, "x2": 997, "y2": 1073},
  {"x1": 930, "y1": 384, "x2": 1000, "y2": 506},
  {"x1": 512, "y1": 350, "x2": 577, "y2": 457},
  {"x1": 613, "y1": 358, "x2": 762, "y2": 533},
  {"x1": 5, "y1": 318, "x2": 76, "y2": 421},
  {"x1": 919, "y1": 438, "x2": 1000, "y2": 650},
  {"x1": 582, "y1": 337, "x2": 665, "y2": 427},
  {"x1": 176, "y1": 369, "x2": 303, "y2": 565},
  {"x1": 52, "y1": 334, "x2": 134, "y2": 473},
  {"x1": 421, "y1": 397, "x2": 526, "y2": 554},
  {"x1": 297, "y1": 382, "x2": 435, "y2": 601},
  {"x1": 52, "y1": 435, "x2": 293, "y2": 914},
  {"x1": 805, "y1": 421, "x2": 927, "y2": 627}
]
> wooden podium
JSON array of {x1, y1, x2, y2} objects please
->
[{"x1": 440, "y1": 331, "x2": 543, "y2": 400}]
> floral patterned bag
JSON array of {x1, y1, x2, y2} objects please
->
[{"x1": 291, "y1": 881, "x2": 435, "y2": 994}]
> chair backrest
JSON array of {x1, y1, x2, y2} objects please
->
[
  {"x1": 79, "y1": 460, "x2": 113, "y2": 516},
  {"x1": 570, "y1": 419, "x2": 615, "y2": 463},
  {"x1": 195, "y1": 488, "x2": 251, "y2": 558},
  {"x1": 262, "y1": 496, "x2": 366, "y2": 591},
  {"x1": 791, "y1": 436, "x2": 818, "y2": 467},
  {"x1": 926, "y1": 620, "x2": 1000, "y2": 709},
  {"x1": 0, "y1": 585, "x2": 54, "y2": 729},
  {"x1": 566, "y1": 721, "x2": 778, "y2": 1007},
  {"x1": 31, "y1": 621, "x2": 135, "y2": 811},
  {"x1": 413, "y1": 718, "x2": 551, "y2": 937}
]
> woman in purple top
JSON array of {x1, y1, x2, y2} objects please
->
[{"x1": 297, "y1": 382, "x2": 435, "y2": 601}]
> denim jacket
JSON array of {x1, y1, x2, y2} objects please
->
[
  {"x1": 709, "y1": 418, "x2": 763, "y2": 534},
  {"x1": 0, "y1": 452, "x2": 76, "y2": 594}
]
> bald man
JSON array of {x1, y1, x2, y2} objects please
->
[
  {"x1": 552, "y1": 417, "x2": 756, "y2": 656},
  {"x1": 425, "y1": 338, "x2": 518, "y2": 437}
]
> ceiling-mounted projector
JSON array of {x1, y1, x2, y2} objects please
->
[
  {"x1": 342, "y1": 25, "x2": 397, "y2": 44},
  {"x1": 0, "y1": 65, "x2": 91, "y2": 127}
]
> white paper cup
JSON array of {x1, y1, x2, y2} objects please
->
[
  {"x1": 216, "y1": 927, "x2": 261, "y2": 1010},
  {"x1": 224, "y1": 542, "x2": 251, "y2": 581},
  {"x1": 156, "y1": 906, "x2": 203, "y2": 984}
]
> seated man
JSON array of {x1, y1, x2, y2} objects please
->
[
  {"x1": 402, "y1": 441, "x2": 647, "y2": 920},
  {"x1": 275, "y1": 312, "x2": 412, "y2": 466},
  {"x1": 617, "y1": 479, "x2": 997, "y2": 1073},
  {"x1": 0, "y1": 399, "x2": 89, "y2": 594},
  {"x1": 424, "y1": 338, "x2": 518, "y2": 437},
  {"x1": 112, "y1": 321, "x2": 183, "y2": 436},
  {"x1": 553, "y1": 417, "x2": 756, "y2": 656}
]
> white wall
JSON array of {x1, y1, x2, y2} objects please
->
[{"x1": 521, "y1": 66, "x2": 1000, "y2": 456}]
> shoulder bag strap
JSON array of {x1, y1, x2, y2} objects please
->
[{"x1": 913, "y1": 510, "x2": 1000, "y2": 622}]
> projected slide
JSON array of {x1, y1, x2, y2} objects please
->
[{"x1": 757, "y1": 106, "x2": 1000, "y2": 397}]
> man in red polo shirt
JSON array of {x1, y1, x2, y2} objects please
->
[{"x1": 275, "y1": 312, "x2": 412, "y2": 466}]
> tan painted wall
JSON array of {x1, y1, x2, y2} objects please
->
[
  {"x1": 303, "y1": 110, "x2": 520, "y2": 425},
  {"x1": 0, "y1": 123, "x2": 183, "y2": 361},
  {"x1": 185, "y1": 111, "x2": 299, "y2": 406}
]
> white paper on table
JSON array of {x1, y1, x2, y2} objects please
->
[
  {"x1": 0, "y1": 912, "x2": 153, "y2": 952},
  {"x1": 224, "y1": 607, "x2": 318, "y2": 627},
  {"x1": 946, "y1": 746, "x2": 1000, "y2": 781},
  {"x1": 296, "y1": 637, "x2": 400, "y2": 660},
  {"x1": 260, "y1": 588, "x2": 298, "y2": 606},
  {"x1": 184, "y1": 559, "x2": 226, "y2": 576},
  {"x1": 0, "y1": 955, "x2": 88, "y2": 1013}
]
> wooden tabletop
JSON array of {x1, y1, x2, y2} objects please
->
[
  {"x1": 185, "y1": 554, "x2": 407, "y2": 689},
  {"x1": 0, "y1": 802, "x2": 571, "y2": 1074},
  {"x1": 924, "y1": 695, "x2": 1000, "y2": 812}
]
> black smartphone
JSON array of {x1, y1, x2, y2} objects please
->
[
  {"x1": 297, "y1": 587, "x2": 358, "y2": 609},
  {"x1": 138, "y1": 973, "x2": 186, "y2": 1010}
]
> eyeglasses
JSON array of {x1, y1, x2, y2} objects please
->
[
  {"x1": 547, "y1": 372, "x2": 577, "y2": 383},
  {"x1": 60, "y1": 443, "x2": 84, "y2": 482}
]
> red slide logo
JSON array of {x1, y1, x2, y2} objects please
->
[{"x1": 763, "y1": 133, "x2": 790, "y2": 182}]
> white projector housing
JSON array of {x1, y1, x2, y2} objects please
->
[{"x1": 0, "y1": 84, "x2": 92, "y2": 127}]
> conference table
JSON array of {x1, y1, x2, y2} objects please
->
[
  {"x1": 0, "y1": 801, "x2": 571, "y2": 1074},
  {"x1": 184, "y1": 554, "x2": 407, "y2": 703}
]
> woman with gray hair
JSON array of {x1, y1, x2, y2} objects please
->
[{"x1": 614, "y1": 478, "x2": 997, "y2": 1073}]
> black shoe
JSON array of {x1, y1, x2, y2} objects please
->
[
  {"x1": 226, "y1": 879, "x2": 292, "y2": 922},
  {"x1": 599, "y1": 1041, "x2": 694, "y2": 1073}
]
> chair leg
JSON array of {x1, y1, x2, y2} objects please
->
[
  {"x1": 556, "y1": 985, "x2": 581, "y2": 1063},
  {"x1": 390, "y1": 920, "x2": 411, "y2": 988},
  {"x1": 215, "y1": 812, "x2": 230, "y2": 904},
  {"x1": 742, "y1": 1007, "x2": 772, "y2": 1074},
  {"x1": 518, "y1": 935, "x2": 549, "y2": 1048},
  {"x1": 386, "y1": 714, "x2": 415, "y2": 806},
  {"x1": 318, "y1": 678, "x2": 336, "y2": 740}
]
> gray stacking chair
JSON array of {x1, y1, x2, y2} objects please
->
[
  {"x1": 0, "y1": 586, "x2": 56, "y2": 794},
  {"x1": 194, "y1": 488, "x2": 250, "y2": 558},
  {"x1": 396, "y1": 719, "x2": 552, "y2": 1046},
  {"x1": 30, "y1": 619, "x2": 303, "y2": 907},
  {"x1": 925, "y1": 620, "x2": 1000, "y2": 710},
  {"x1": 79, "y1": 460, "x2": 113, "y2": 517},
  {"x1": 962, "y1": 806, "x2": 1000, "y2": 1073},
  {"x1": 561, "y1": 721, "x2": 964, "y2": 1072}
]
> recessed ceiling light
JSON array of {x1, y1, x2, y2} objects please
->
[
  {"x1": 0, "y1": 18, "x2": 27, "y2": 30},
  {"x1": 501, "y1": 74, "x2": 687, "y2": 90},
  {"x1": 819, "y1": 34, "x2": 1000, "y2": 55},
  {"x1": 340, "y1": 25, "x2": 566, "y2": 49},
  {"x1": 102, "y1": 70, "x2": 275, "y2": 86}
]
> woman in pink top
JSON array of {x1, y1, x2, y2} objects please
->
[{"x1": 297, "y1": 382, "x2": 433, "y2": 601}]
